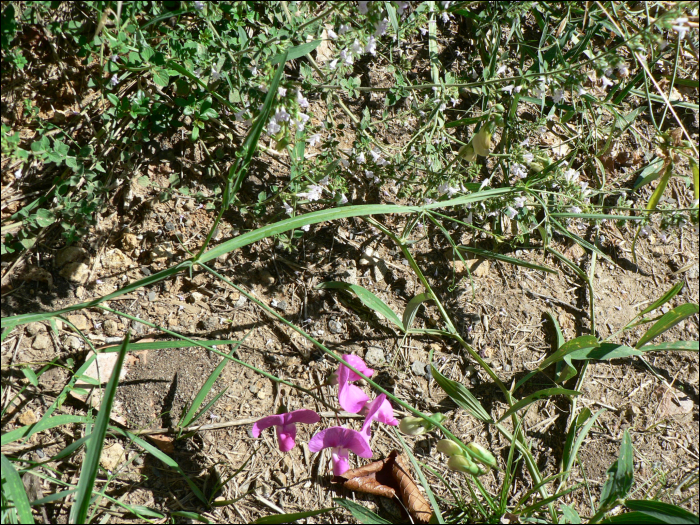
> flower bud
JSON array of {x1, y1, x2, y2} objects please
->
[
  {"x1": 466, "y1": 442, "x2": 497, "y2": 469},
  {"x1": 399, "y1": 413, "x2": 446, "y2": 436},
  {"x1": 448, "y1": 454, "x2": 481, "y2": 475},
  {"x1": 437, "y1": 439, "x2": 463, "y2": 457},
  {"x1": 472, "y1": 127, "x2": 492, "y2": 157},
  {"x1": 458, "y1": 143, "x2": 476, "y2": 162}
]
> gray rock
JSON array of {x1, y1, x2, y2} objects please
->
[
  {"x1": 411, "y1": 361, "x2": 427, "y2": 377},
  {"x1": 65, "y1": 336, "x2": 82, "y2": 350},
  {"x1": 328, "y1": 320, "x2": 343, "y2": 334},
  {"x1": 164, "y1": 221, "x2": 176, "y2": 232},
  {"x1": 200, "y1": 316, "x2": 219, "y2": 332},
  {"x1": 26, "y1": 322, "x2": 45, "y2": 336},
  {"x1": 104, "y1": 319, "x2": 119, "y2": 336},
  {"x1": 147, "y1": 291, "x2": 157, "y2": 302},
  {"x1": 32, "y1": 334, "x2": 51, "y2": 350},
  {"x1": 364, "y1": 346, "x2": 385, "y2": 367}
]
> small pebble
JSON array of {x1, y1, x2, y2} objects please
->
[
  {"x1": 328, "y1": 320, "x2": 343, "y2": 334},
  {"x1": 411, "y1": 361, "x2": 426, "y2": 376},
  {"x1": 364, "y1": 346, "x2": 385, "y2": 367},
  {"x1": 148, "y1": 291, "x2": 157, "y2": 301}
]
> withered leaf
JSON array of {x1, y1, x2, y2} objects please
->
[{"x1": 333, "y1": 450, "x2": 433, "y2": 524}]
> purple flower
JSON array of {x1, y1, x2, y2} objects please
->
[
  {"x1": 251, "y1": 409, "x2": 320, "y2": 452},
  {"x1": 338, "y1": 361, "x2": 370, "y2": 413},
  {"x1": 308, "y1": 426, "x2": 373, "y2": 475},
  {"x1": 360, "y1": 394, "x2": 398, "y2": 443}
]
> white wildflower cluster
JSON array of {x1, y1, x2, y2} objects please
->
[
  {"x1": 296, "y1": 184, "x2": 324, "y2": 202},
  {"x1": 438, "y1": 182, "x2": 459, "y2": 198},
  {"x1": 511, "y1": 163, "x2": 528, "y2": 179},
  {"x1": 563, "y1": 168, "x2": 579, "y2": 184},
  {"x1": 504, "y1": 206, "x2": 518, "y2": 220},
  {"x1": 671, "y1": 17, "x2": 690, "y2": 40},
  {"x1": 266, "y1": 88, "x2": 312, "y2": 136},
  {"x1": 513, "y1": 196, "x2": 527, "y2": 208}
]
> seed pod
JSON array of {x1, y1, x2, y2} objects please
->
[
  {"x1": 437, "y1": 439, "x2": 463, "y2": 457},
  {"x1": 399, "y1": 416, "x2": 430, "y2": 436},
  {"x1": 447, "y1": 454, "x2": 481, "y2": 475},
  {"x1": 467, "y1": 442, "x2": 497, "y2": 468},
  {"x1": 472, "y1": 127, "x2": 492, "y2": 157}
]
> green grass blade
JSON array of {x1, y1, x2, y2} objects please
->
[
  {"x1": 430, "y1": 364, "x2": 493, "y2": 423},
  {"x1": 566, "y1": 343, "x2": 643, "y2": 361},
  {"x1": 69, "y1": 332, "x2": 130, "y2": 524},
  {"x1": 514, "y1": 335, "x2": 599, "y2": 391},
  {"x1": 547, "y1": 311, "x2": 577, "y2": 382},
  {"x1": 497, "y1": 388, "x2": 581, "y2": 423},
  {"x1": 550, "y1": 213, "x2": 644, "y2": 221},
  {"x1": 635, "y1": 304, "x2": 699, "y2": 348},
  {"x1": 2, "y1": 415, "x2": 91, "y2": 446},
  {"x1": 562, "y1": 409, "x2": 604, "y2": 484},
  {"x1": 252, "y1": 507, "x2": 336, "y2": 524},
  {"x1": 1, "y1": 455, "x2": 35, "y2": 524},
  {"x1": 402, "y1": 292, "x2": 432, "y2": 331},
  {"x1": 98, "y1": 339, "x2": 241, "y2": 352},
  {"x1": 599, "y1": 510, "x2": 671, "y2": 523},
  {"x1": 316, "y1": 282, "x2": 403, "y2": 331},
  {"x1": 181, "y1": 388, "x2": 228, "y2": 429},
  {"x1": 622, "y1": 500, "x2": 699, "y2": 524},
  {"x1": 638, "y1": 340, "x2": 698, "y2": 352},
  {"x1": 270, "y1": 40, "x2": 320, "y2": 64},
  {"x1": 637, "y1": 282, "x2": 684, "y2": 318},
  {"x1": 599, "y1": 429, "x2": 634, "y2": 509},
  {"x1": 456, "y1": 246, "x2": 557, "y2": 273},
  {"x1": 333, "y1": 498, "x2": 391, "y2": 524},
  {"x1": 180, "y1": 335, "x2": 246, "y2": 428},
  {"x1": 645, "y1": 163, "x2": 673, "y2": 212}
]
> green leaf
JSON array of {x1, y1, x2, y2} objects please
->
[
  {"x1": 253, "y1": 508, "x2": 336, "y2": 524},
  {"x1": 562, "y1": 409, "x2": 604, "y2": 484},
  {"x1": 636, "y1": 304, "x2": 699, "y2": 348},
  {"x1": 566, "y1": 343, "x2": 643, "y2": 361},
  {"x1": 152, "y1": 67, "x2": 169, "y2": 87},
  {"x1": 333, "y1": 498, "x2": 391, "y2": 524},
  {"x1": 633, "y1": 157, "x2": 665, "y2": 189},
  {"x1": 270, "y1": 40, "x2": 321, "y2": 64},
  {"x1": 599, "y1": 511, "x2": 666, "y2": 523},
  {"x1": 403, "y1": 293, "x2": 432, "y2": 331},
  {"x1": 646, "y1": 162, "x2": 673, "y2": 212},
  {"x1": 2, "y1": 415, "x2": 91, "y2": 446},
  {"x1": 547, "y1": 312, "x2": 576, "y2": 383},
  {"x1": 430, "y1": 364, "x2": 492, "y2": 422},
  {"x1": 22, "y1": 367, "x2": 38, "y2": 386},
  {"x1": 599, "y1": 429, "x2": 634, "y2": 508},
  {"x1": 34, "y1": 208, "x2": 55, "y2": 228},
  {"x1": 622, "y1": 500, "x2": 699, "y2": 524},
  {"x1": 456, "y1": 246, "x2": 557, "y2": 273},
  {"x1": 638, "y1": 283, "x2": 683, "y2": 318},
  {"x1": 560, "y1": 503, "x2": 581, "y2": 524},
  {"x1": 69, "y1": 332, "x2": 130, "y2": 524},
  {"x1": 638, "y1": 340, "x2": 698, "y2": 352},
  {"x1": 316, "y1": 282, "x2": 403, "y2": 331},
  {"x1": 497, "y1": 388, "x2": 580, "y2": 423},
  {"x1": 1, "y1": 455, "x2": 35, "y2": 524},
  {"x1": 515, "y1": 335, "x2": 599, "y2": 391}
]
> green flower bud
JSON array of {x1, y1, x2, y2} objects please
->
[
  {"x1": 398, "y1": 413, "x2": 446, "y2": 436},
  {"x1": 493, "y1": 104, "x2": 505, "y2": 113},
  {"x1": 472, "y1": 127, "x2": 492, "y2": 157},
  {"x1": 467, "y1": 442, "x2": 497, "y2": 469},
  {"x1": 448, "y1": 454, "x2": 481, "y2": 475},
  {"x1": 458, "y1": 143, "x2": 476, "y2": 162},
  {"x1": 437, "y1": 439, "x2": 463, "y2": 457}
]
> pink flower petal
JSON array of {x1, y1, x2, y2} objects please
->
[
  {"x1": 276, "y1": 423, "x2": 297, "y2": 452},
  {"x1": 360, "y1": 394, "x2": 398, "y2": 441},
  {"x1": 341, "y1": 354, "x2": 375, "y2": 382},
  {"x1": 331, "y1": 447, "x2": 351, "y2": 476},
  {"x1": 251, "y1": 414, "x2": 285, "y2": 438},
  {"x1": 339, "y1": 380, "x2": 370, "y2": 413},
  {"x1": 308, "y1": 426, "x2": 372, "y2": 459},
  {"x1": 286, "y1": 409, "x2": 321, "y2": 425}
]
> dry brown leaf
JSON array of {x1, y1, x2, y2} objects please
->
[{"x1": 333, "y1": 450, "x2": 432, "y2": 524}]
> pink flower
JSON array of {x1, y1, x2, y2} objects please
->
[
  {"x1": 251, "y1": 409, "x2": 321, "y2": 452},
  {"x1": 360, "y1": 394, "x2": 398, "y2": 443},
  {"x1": 334, "y1": 355, "x2": 375, "y2": 413},
  {"x1": 308, "y1": 426, "x2": 373, "y2": 475}
]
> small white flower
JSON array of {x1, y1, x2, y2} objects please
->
[
  {"x1": 110, "y1": 74, "x2": 119, "y2": 86},
  {"x1": 339, "y1": 24, "x2": 351, "y2": 35},
  {"x1": 512, "y1": 163, "x2": 528, "y2": 179},
  {"x1": 502, "y1": 85, "x2": 515, "y2": 94},
  {"x1": 671, "y1": 17, "x2": 689, "y2": 40},
  {"x1": 552, "y1": 88, "x2": 564, "y2": 103},
  {"x1": 327, "y1": 28, "x2": 337, "y2": 40},
  {"x1": 339, "y1": 158, "x2": 349, "y2": 169},
  {"x1": 329, "y1": 59, "x2": 338, "y2": 70},
  {"x1": 194, "y1": 1, "x2": 204, "y2": 10},
  {"x1": 617, "y1": 63, "x2": 629, "y2": 77},
  {"x1": 564, "y1": 169, "x2": 579, "y2": 183},
  {"x1": 278, "y1": 87, "x2": 287, "y2": 97},
  {"x1": 273, "y1": 106, "x2": 290, "y2": 122},
  {"x1": 364, "y1": 169, "x2": 374, "y2": 179},
  {"x1": 370, "y1": 149, "x2": 382, "y2": 162},
  {"x1": 340, "y1": 49, "x2": 354, "y2": 66},
  {"x1": 211, "y1": 67, "x2": 221, "y2": 81},
  {"x1": 496, "y1": 65, "x2": 507, "y2": 75},
  {"x1": 532, "y1": 84, "x2": 546, "y2": 98},
  {"x1": 358, "y1": 1, "x2": 369, "y2": 14},
  {"x1": 307, "y1": 133, "x2": 321, "y2": 147},
  {"x1": 438, "y1": 183, "x2": 459, "y2": 197},
  {"x1": 110, "y1": 54, "x2": 119, "y2": 62},
  {"x1": 365, "y1": 35, "x2": 377, "y2": 55},
  {"x1": 283, "y1": 201, "x2": 293, "y2": 215},
  {"x1": 600, "y1": 76, "x2": 613, "y2": 89},
  {"x1": 451, "y1": 97, "x2": 459, "y2": 106},
  {"x1": 522, "y1": 152, "x2": 534, "y2": 163},
  {"x1": 569, "y1": 206, "x2": 582, "y2": 214},
  {"x1": 267, "y1": 120, "x2": 281, "y2": 135},
  {"x1": 249, "y1": 66, "x2": 258, "y2": 76},
  {"x1": 604, "y1": 67, "x2": 614, "y2": 78},
  {"x1": 520, "y1": 138, "x2": 530, "y2": 147},
  {"x1": 301, "y1": 224, "x2": 310, "y2": 232},
  {"x1": 419, "y1": 26, "x2": 428, "y2": 36},
  {"x1": 356, "y1": 152, "x2": 366, "y2": 164},
  {"x1": 441, "y1": 12, "x2": 451, "y2": 24},
  {"x1": 375, "y1": 18, "x2": 388, "y2": 37},
  {"x1": 504, "y1": 206, "x2": 518, "y2": 219},
  {"x1": 479, "y1": 178, "x2": 490, "y2": 190},
  {"x1": 577, "y1": 85, "x2": 587, "y2": 96},
  {"x1": 396, "y1": 2, "x2": 409, "y2": 15},
  {"x1": 318, "y1": 176, "x2": 330, "y2": 186},
  {"x1": 338, "y1": 193, "x2": 348, "y2": 204},
  {"x1": 14, "y1": 167, "x2": 22, "y2": 179},
  {"x1": 514, "y1": 196, "x2": 527, "y2": 208},
  {"x1": 297, "y1": 184, "x2": 324, "y2": 201},
  {"x1": 350, "y1": 39, "x2": 363, "y2": 55}
]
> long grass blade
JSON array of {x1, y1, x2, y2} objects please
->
[{"x1": 1, "y1": 455, "x2": 35, "y2": 524}]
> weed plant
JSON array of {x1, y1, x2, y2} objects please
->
[{"x1": 1, "y1": 2, "x2": 698, "y2": 524}]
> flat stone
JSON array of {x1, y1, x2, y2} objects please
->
[
  {"x1": 328, "y1": 320, "x2": 343, "y2": 334},
  {"x1": 59, "y1": 262, "x2": 89, "y2": 284},
  {"x1": 364, "y1": 346, "x2": 385, "y2": 367},
  {"x1": 25, "y1": 322, "x2": 45, "y2": 336},
  {"x1": 147, "y1": 291, "x2": 157, "y2": 302},
  {"x1": 65, "y1": 336, "x2": 82, "y2": 350},
  {"x1": 18, "y1": 409, "x2": 37, "y2": 426},
  {"x1": 32, "y1": 334, "x2": 51, "y2": 350},
  {"x1": 56, "y1": 246, "x2": 89, "y2": 267},
  {"x1": 100, "y1": 443, "x2": 125, "y2": 471},
  {"x1": 104, "y1": 319, "x2": 119, "y2": 336},
  {"x1": 66, "y1": 314, "x2": 89, "y2": 331},
  {"x1": 411, "y1": 361, "x2": 427, "y2": 377}
]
